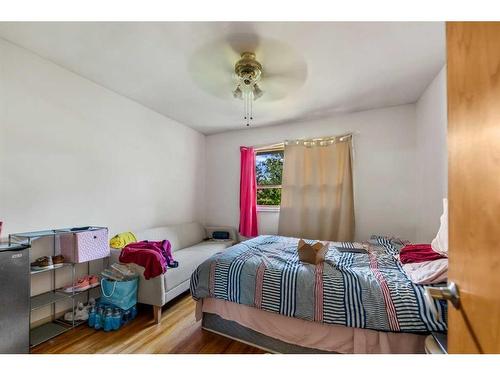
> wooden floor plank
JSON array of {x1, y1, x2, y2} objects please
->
[{"x1": 31, "y1": 292, "x2": 266, "y2": 354}]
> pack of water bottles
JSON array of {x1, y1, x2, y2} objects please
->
[{"x1": 88, "y1": 299, "x2": 137, "y2": 332}]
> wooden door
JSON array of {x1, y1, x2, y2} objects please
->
[{"x1": 447, "y1": 22, "x2": 500, "y2": 353}]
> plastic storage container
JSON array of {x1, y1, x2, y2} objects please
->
[{"x1": 60, "y1": 227, "x2": 109, "y2": 263}]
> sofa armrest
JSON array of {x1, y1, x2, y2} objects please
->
[
  {"x1": 130, "y1": 264, "x2": 166, "y2": 307},
  {"x1": 108, "y1": 248, "x2": 166, "y2": 307},
  {"x1": 205, "y1": 226, "x2": 238, "y2": 242}
]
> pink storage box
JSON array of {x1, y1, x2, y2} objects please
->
[{"x1": 60, "y1": 228, "x2": 109, "y2": 263}]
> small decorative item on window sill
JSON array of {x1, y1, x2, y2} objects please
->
[{"x1": 298, "y1": 239, "x2": 327, "y2": 265}]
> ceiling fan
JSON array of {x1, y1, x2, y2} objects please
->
[
  {"x1": 189, "y1": 33, "x2": 307, "y2": 127},
  {"x1": 232, "y1": 52, "x2": 263, "y2": 126}
]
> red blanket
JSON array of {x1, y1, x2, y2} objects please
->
[
  {"x1": 119, "y1": 240, "x2": 170, "y2": 279},
  {"x1": 399, "y1": 244, "x2": 446, "y2": 264}
]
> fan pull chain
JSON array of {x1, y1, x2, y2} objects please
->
[
  {"x1": 244, "y1": 91, "x2": 252, "y2": 127},
  {"x1": 244, "y1": 92, "x2": 247, "y2": 124},
  {"x1": 250, "y1": 93, "x2": 253, "y2": 122}
]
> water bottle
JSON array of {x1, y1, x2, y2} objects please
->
[
  {"x1": 103, "y1": 308, "x2": 113, "y2": 332},
  {"x1": 94, "y1": 307, "x2": 104, "y2": 330},
  {"x1": 112, "y1": 308, "x2": 122, "y2": 330},
  {"x1": 88, "y1": 306, "x2": 96, "y2": 328},
  {"x1": 122, "y1": 309, "x2": 131, "y2": 325}
]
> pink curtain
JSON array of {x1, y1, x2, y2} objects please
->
[{"x1": 239, "y1": 146, "x2": 258, "y2": 237}]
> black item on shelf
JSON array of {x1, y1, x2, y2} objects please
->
[
  {"x1": 70, "y1": 226, "x2": 92, "y2": 232},
  {"x1": 212, "y1": 231, "x2": 230, "y2": 240}
]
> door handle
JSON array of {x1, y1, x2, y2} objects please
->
[{"x1": 424, "y1": 282, "x2": 460, "y2": 320}]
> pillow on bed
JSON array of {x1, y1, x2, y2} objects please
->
[{"x1": 431, "y1": 198, "x2": 448, "y2": 256}]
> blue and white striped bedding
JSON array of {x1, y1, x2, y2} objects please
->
[{"x1": 190, "y1": 235, "x2": 447, "y2": 333}]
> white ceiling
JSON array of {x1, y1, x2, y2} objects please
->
[{"x1": 0, "y1": 22, "x2": 445, "y2": 134}]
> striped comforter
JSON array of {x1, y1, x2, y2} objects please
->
[{"x1": 190, "y1": 235, "x2": 447, "y2": 333}]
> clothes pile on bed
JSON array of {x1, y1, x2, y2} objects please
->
[
  {"x1": 396, "y1": 243, "x2": 448, "y2": 284},
  {"x1": 396, "y1": 199, "x2": 449, "y2": 285},
  {"x1": 190, "y1": 234, "x2": 447, "y2": 334}
]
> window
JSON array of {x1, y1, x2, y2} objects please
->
[{"x1": 256, "y1": 148, "x2": 284, "y2": 207}]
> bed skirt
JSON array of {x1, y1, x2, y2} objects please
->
[{"x1": 197, "y1": 298, "x2": 426, "y2": 354}]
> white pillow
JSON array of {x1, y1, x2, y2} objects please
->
[{"x1": 431, "y1": 198, "x2": 448, "y2": 256}]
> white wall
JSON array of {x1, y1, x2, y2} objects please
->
[
  {"x1": 0, "y1": 39, "x2": 206, "y2": 324},
  {"x1": 206, "y1": 104, "x2": 418, "y2": 242},
  {"x1": 415, "y1": 66, "x2": 448, "y2": 242},
  {"x1": 0, "y1": 39, "x2": 206, "y2": 236}
]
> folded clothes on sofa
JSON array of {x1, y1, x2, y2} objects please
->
[{"x1": 119, "y1": 240, "x2": 178, "y2": 279}]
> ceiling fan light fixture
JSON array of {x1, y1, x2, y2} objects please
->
[
  {"x1": 233, "y1": 52, "x2": 263, "y2": 127},
  {"x1": 233, "y1": 85, "x2": 243, "y2": 99},
  {"x1": 253, "y1": 83, "x2": 263, "y2": 100}
]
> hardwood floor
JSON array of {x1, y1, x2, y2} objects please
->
[{"x1": 31, "y1": 292, "x2": 266, "y2": 354}]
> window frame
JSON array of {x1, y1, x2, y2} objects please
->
[{"x1": 255, "y1": 146, "x2": 284, "y2": 210}]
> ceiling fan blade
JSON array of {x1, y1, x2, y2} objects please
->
[
  {"x1": 254, "y1": 38, "x2": 308, "y2": 86},
  {"x1": 225, "y1": 32, "x2": 261, "y2": 55},
  {"x1": 188, "y1": 42, "x2": 239, "y2": 99},
  {"x1": 188, "y1": 33, "x2": 307, "y2": 102},
  {"x1": 263, "y1": 67, "x2": 307, "y2": 82},
  {"x1": 259, "y1": 75, "x2": 306, "y2": 101}
]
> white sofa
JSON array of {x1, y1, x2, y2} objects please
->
[{"x1": 110, "y1": 222, "x2": 236, "y2": 323}]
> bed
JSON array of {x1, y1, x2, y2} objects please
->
[{"x1": 190, "y1": 235, "x2": 447, "y2": 354}]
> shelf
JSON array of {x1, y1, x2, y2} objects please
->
[
  {"x1": 56, "y1": 284, "x2": 100, "y2": 297},
  {"x1": 30, "y1": 321, "x2": 70, "y2": 347},
  {"x1": 74, "y1": 319, "x2": 88, "y2": 327},
  {"x1": 31, "y1": 291, "x2": 69, "y2": 311},
  {"x1": 10, "y1": 226, "x2": 106, "y2": 244},
  {"x1": 30, "y1": 262, "x2": 73, "y2": 275},
  {"x1": 54, "y1": 317, "x2": 88, "y2": 327},
  {"x1": 31, "y1": 284, "x2": 100, "y2": 311},
  {"x1": 0, "y1": 242, "x2": 30, "y2": 252},
  {"x1": 20, "y1": 225, "x2": 108, "y2": 346}
]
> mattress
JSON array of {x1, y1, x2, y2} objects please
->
[
  {"x1": 197, "y1": 298, "x2": 426, "y2": 354},
  {"x1": 191, "y1": 235, "x2": 447, "y2": 334}
]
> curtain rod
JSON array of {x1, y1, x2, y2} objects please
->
[
  {"x1": 253, "y1": 131, "x2": 358, "y2": 151},
  {"x1": 254, "y1": 142, "x2": 285, "y2": 152},
  {"x1": 285, "y1": 133, "x2": 353, "y2": 146}
]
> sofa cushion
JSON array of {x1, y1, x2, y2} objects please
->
[
  {"x1": 164, "y1": 241, "x2": 233, "y2": 290},
  {"x1": 135, "y1": 226, "x2": 180, "y2": 250},
  {"x1": 134, "y1": 222, "x2": 205, "y2": 252},
  {"x1": 173, "y1": 222, "x2": 206, "y2": 250}
]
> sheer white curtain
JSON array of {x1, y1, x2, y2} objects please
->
[{"x1": 278, "y1": 136, "x2": 354, "y2": 241}]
